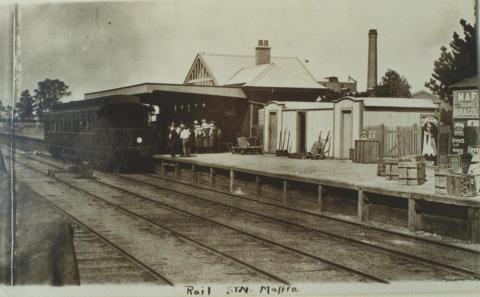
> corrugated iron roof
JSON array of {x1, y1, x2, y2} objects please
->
[
  {"x1": 224, "y1": 63, "x2": 324, "y2": 89},
  {"x1": 266, "y1": 100, "x2": 334, "y2": 110},
  {"x1": 450, "y1": 75, "x2": 479, "y2": 89},
  {"x1": 197, "y1": 53, "x2": 320, "y2": 87},
  {"x1": 337, "y1": 96, "x2": 438, "y2": 109}
]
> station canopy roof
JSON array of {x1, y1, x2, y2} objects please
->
[
  {"x1": 84, "y1": 83, "x2": 247, "y2": 102},
  {"x1": 336, "y1": 96, "x2": 439, "y2": 109}
]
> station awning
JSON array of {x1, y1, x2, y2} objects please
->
[{"x1": 84, "y1": 83, "x2": 247, "y2": 100}]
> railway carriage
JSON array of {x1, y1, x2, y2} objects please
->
[{"x1": 44, "y1": 95, "x2": 153, "y2": 172}]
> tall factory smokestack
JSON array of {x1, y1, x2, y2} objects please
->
[{"x1": 367, "y1": 29, "x2": 378, "y2": 91}]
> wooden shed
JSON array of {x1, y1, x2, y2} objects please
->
[
  {"x1": 333, "y1": 96, "x2": 439, "y2": 159},
  {"x1": 262, "y1": 97, "x2": 439, "y2": 159},
  {"x1": 262, "y1": 101, "x2": 334, "y2": 154}
]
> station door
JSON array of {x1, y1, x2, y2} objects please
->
[
  {"x1": 268, "y1": 112, "x2": 277, "y2": 153},
  {"x1": 341, "y1": 110, "x2": 353, "y2": 159}
]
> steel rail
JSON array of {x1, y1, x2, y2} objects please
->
[
  {"x1": 149, "y1": 172, "x2": 480, "y2": 255},
  {"x1": 1, "y1": 154, "x2": 174, "y2": 286},
  {"x1": 7, "y1": 155, "x2": 290, "y2": 285},
  {"x1": 7, "y1": 148, "x2": 480, "y2": 281},
  {"x1": 126, "y1": 173, "x2": 480, "y2": 280}
]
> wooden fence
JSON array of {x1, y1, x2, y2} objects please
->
[{"x1": 365, "y1": 124, "x2": 422, "y2": 157}]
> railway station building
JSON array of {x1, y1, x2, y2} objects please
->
[{"x1": 85, "y1": 40, "x2": 326, "y2": 149}]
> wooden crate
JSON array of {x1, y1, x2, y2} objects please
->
[
  {"x1": 398, "y1": 155, "x2": 426, "y2": 185},
  {"x1": 448, "y1": 153, "x2": 473, "y2": 174},
  {"x1": 377, "y1": 159, "x2": 385, "y2": 176},
  {"x1": 384, "y1": 157, "x2": 399, "y2": 180},
  {"x1": 398, "y1": 162, "x2": 426, "y2": 185},
  {"x1": 354, "y1": 140, "x2": 380, "y2": 163},
  {"x1": 399, "y1": 155, "x2": 425, "y2": 163},
  {"x1": 435, "y1": 168, "x2": 452, "y2": 194},
  {"x1": 446, "y1": 174, "x2": 477, "y2": 198}
]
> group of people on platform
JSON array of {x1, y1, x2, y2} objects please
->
[{"x1": 167, "y1": 119, "x2": 222, "y2": 158}]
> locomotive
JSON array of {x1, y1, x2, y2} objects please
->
[{"x1": 44, "y1": 95, "x2": 153, "y2": 172}]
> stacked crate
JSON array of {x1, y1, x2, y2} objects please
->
[
  {"x1": 377, "y1": 158, "x2": 385, "y2": 176},
  {"x1": 434, "y1": 153, "x2": 477, "y2": 197},
  {"x1": 398, "y1": 155, "x2": 426, "y2": 186},
  {"x1": 384, "y1": 157, "x2": 399, "y2": 180}
]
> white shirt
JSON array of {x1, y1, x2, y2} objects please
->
[{"x1": 180, "y1": 129, "x2": 191, "y2": 140}]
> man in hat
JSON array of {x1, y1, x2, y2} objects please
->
[
  {"x1": 179, "y1": 124, "x2": 191, "y2": 157},
  {"x1": 166, "y1": 125, "x2": 178, "y2": 158},
  {"x1": 193, "y1": 120, "x2": 203, "y2": 154},
  {"x1": 201, "y1": 119, "x2": 210, "y2": 152},
  {"x1": 208, "y1": 121, "x2": 217, "y2": 153}
]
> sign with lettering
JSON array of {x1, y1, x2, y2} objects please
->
[
  {"x1": 452, "y1": 120, "x2": 466, "y2": 154},
  {"x1": 453, "y1": 90, "x2": 480, "y2": 119}
]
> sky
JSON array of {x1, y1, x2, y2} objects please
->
[{"x1": 0, "y1": 0, "x2": 476, "y2": 105}]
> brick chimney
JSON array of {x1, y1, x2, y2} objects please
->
[
  {"x1": 367, "y1": 29, "x2": 378, "y2": 91},
  {"x1": 255, "y1": 40, "x2": 271, "y2": 65}
]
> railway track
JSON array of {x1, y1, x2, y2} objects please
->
[
  {"x1": 7, "y1": 150, "x2": 384, "y2": 284},
  {"x1": 71, "y1": 221, "x2": 171, "y2": 284},
  {"x1": 6, "y1": 154, "x2": 291, "y2": 284},
  {"x1": 10, "y1": 150, "x2": 480, "y2": 283},
  {"x1": 1, "y1": 153, "x2": 170, "y2": 285},
  {"x1": 132, "y1": 173, "x2": 480, "y2": 274}
]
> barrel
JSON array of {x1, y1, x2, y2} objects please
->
[{"x1": 384, "y1": 157, "x2": 399, "y2": 180}]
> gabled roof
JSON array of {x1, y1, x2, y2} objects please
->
[
  {"x1": 412, "y1": 90, "x2": 439, "y2": 100},
  {"x1": 336, "y1": 96, "x2": 439, "y2": 109},
  {"x1": 450, "y1": 75, "x2": 479, "y2": 89},
  {"x1": 224, "y1": 63, "x2": 324, "y2": 89},
  {"x1": 185, "y1": 53, "x2": 321, "y2": 88}
]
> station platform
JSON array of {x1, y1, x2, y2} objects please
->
[{"x1": 153, "y1": 153, "x2": 480, "y2": 242}]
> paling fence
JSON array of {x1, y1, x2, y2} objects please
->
[{"x1": 365, "y1": 124, "x2": 422, "y2": 157}]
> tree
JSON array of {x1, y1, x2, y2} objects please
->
[
  {"x1": 374, "y1": 69, "x2": 412, "y2": 97},
  {"x1": 16, "y1": 89, "x2": 34, "y2": 121},
  {"x1": 34, "y1": 79, "x2": 71, "y2": 120},
  {"x1": 425, "y1": 19, "x2": 477, "y2": 104},
  {"x1": 0, "y1": 101, "x2": 5, "y2": 121}
]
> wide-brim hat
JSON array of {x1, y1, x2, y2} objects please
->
[{"x1": 193, "y1": 120, "x2": 199, "y2": 124}]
